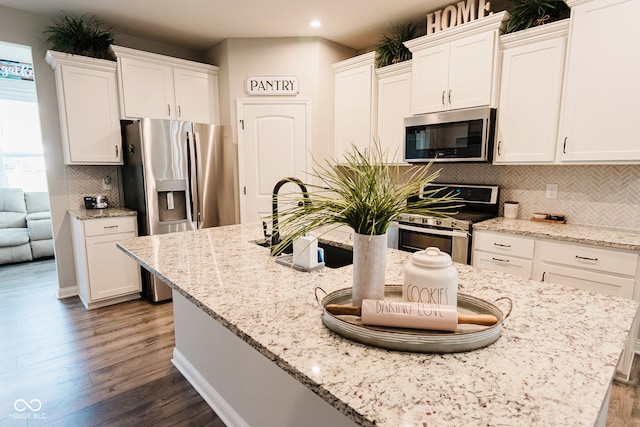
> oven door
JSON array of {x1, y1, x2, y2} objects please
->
[{"x1": 397, "y1": 223, "x2": 470, "y2": 264}]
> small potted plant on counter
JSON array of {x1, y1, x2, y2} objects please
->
[{"x1": 271, "y1": 143, "x2": 460, "y2": 306}]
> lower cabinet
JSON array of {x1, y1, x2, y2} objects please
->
[
  {"x1": 71, "y1": 215, "x2": 142, "y2": 309},
  {"x1": 472, "y1": 231, "x2": 535, "y2": 278},
  {"x1": 473, "y1": 229, "x2": 640, "y2": 382}
]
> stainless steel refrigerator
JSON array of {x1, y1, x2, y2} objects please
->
[{"x1": 121, "y1": 119, "x2": 237, "y2": 302}]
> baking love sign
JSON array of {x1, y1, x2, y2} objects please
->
[{"x1": 426, "y1": 0, "x2": 493, "y2": 34}]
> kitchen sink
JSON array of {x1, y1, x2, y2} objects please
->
[{"x1": 252, "y1": 239, "x2": 353, "y2": 269}]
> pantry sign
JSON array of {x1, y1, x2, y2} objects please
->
[{"x1": 246, "y1": 75, "x2": 299, "y2": 96}]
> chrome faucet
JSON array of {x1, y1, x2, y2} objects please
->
[{"x1": 271, "y1": 177, "x2": 311, "y2": 247}]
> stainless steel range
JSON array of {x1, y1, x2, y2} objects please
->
[{"x1": 393, "y1": 183, "x2": 500, "y2": 264}]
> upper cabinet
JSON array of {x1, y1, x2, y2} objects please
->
[
  {"x1": 375, "y1": 61, "x2": 412, "y2": 161},
  {"x1": 494, "y1": 21, "x2": 569, "y2": 164},
  {"x1": 405, "y1": 12, "x2": 506, "y2": 115},
  {"x1": 557, "y1": 0, "x2": 640, "y2": 163},
  {"x1": 111, "y1": 45, "x2": 219, "y2": 124},
  {"x1": 46, "y1": 51, "x2": 123, "y2": 165},
  {"x1": 333, "y1": 52, "x2": 376, "y2": 161}
]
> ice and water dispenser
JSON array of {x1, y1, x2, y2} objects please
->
[{"x1": 156, "y1": 179, "x2": 188, "y2": 223}]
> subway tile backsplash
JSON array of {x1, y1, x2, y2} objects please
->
[{"x1": 433, "y1": 163, "x2": 640, "y2": 230}]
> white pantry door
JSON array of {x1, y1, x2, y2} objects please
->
[{"x1": 238, "y1": 100, "x2": 310, "y2": 224}]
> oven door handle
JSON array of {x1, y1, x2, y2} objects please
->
[{"x1": 397, "y1": 223, "x2": 468, "y2": 238}]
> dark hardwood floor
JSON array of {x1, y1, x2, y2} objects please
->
[
  {"x1": 0, "y1": 259, "x2": 224, "y2": 427},
  {"x1": 2, "y1": 259, "x2": 640, "y2": 426}
]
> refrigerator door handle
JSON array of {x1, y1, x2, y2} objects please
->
[{"x1": 187, "y1": 131, "x2": 200, "y2": 228}]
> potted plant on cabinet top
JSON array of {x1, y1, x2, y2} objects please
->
[
  {"x1": 504, "y1": 0, "x2": 570, "y2": 34},
  {"x1": 375, "y1": 22, "x2": 418, "y2": 68},
  {"x1": 271, "y1": 143, "x2": 460, "y2": 307},
  {"x1": 43, "y1": 13, "x2": 116, "y2": 61}
]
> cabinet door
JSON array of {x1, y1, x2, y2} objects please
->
[
  {"x1": 558, "y1": 0, "x2": 640, "y2": 162},
  {"x1": 60, "y1": 64, "x2": 122, "y2": 164},
  {"x1": 410, "y1": 44, "x2": 450, "y2": 114},
  {"x1": 173, "y1": 68, "x2": 213, "y2": 124},
  {"x1": 447, "y1": 31, "x2": 495, "y2": 111},
  {"x1": 376, "y1": 67, "x2": 411, "y2": 161},
  {"x1": 473, "y1": 251, "x2": 533, "y2": 278},
  {"x1": 119, "y1": 57, "x2": 175, "y2": 120},
  {"x1": 334, "y1": 63, "x2": 374, "y2": 160},
  {"x1": 495, "y1": 33, "x2": 566, "y2": 163},
  {"x1": 85, "y1": 232, "x2": 141, "y2": 301},
  {"x1": 537, "y1": 262, "x2": 635, "y2": 299}
]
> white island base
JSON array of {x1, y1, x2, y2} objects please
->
[{"x1": 171, "y1": 291, "x2": 358, "y2": 427}]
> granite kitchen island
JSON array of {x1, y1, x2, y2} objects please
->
[{"x1": 117, "y1": 223, "x2": 638, "y2": 427}]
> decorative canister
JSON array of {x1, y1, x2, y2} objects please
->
[{"x1": 403, "y1": 247, "x2": 458, "y2": 307}]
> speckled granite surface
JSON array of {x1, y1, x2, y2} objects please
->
[
  {"x1": 473, "y1": 217, "x2": 640, "y2": 252},
  {"x1": 68, "y1": 207, "x2": 137, "y2": 220},
  {"x1": 117, "y1": 223, "x2": 638, "y2": 426}
]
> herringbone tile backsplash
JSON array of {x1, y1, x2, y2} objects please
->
[
  {"x1": 65, "y1": 165, "x2": 121, "y2": 210},
  {"x1": 434, "y1": 164, "x2": 640, "y2": 230},
  {"x1": 64, "y1": 163, "x2": 639, "y2": 230}
]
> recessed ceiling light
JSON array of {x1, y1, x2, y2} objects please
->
[{"x1": 309, "y1": 19, "x2": 321, "y2": 28}]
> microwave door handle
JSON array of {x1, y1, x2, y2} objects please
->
[
  {"x1": 187, "y1": 131, "x2": 200, "y2": 228},
  {"x1": 398, "y1": 223, "x2": 468, "y2": 238}
]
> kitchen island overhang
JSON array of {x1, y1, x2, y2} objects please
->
[{"x1": 117, "y1": 223, "x2": 639, "y2": 427}]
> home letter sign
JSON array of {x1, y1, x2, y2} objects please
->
[
  {"x1": 426, "y1": 0, "x2": 493, "y2": 34},
  {"x1": 246, "y1": 75, "x2": 299, "y2": 96}
]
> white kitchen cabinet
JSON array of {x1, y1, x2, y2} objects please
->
[
  {"x1": 375, "y1": 61, "x2": 411, "y2": 161},
  {"x1": 557, "y1": 0, "x2": 640, "y2": 163},
  {"x1": 333, "y1": 52, "x2": 376, "y2": 161},
  {"x1": 46, "y1": 51, "x2": 122, "y2": 165},
  {"x1": 494, "y1": 21, "x2": 569, "y2": 164},
  {"x1": 71, "y1": 215, "x2": 142, "y2": 310},
  {"x1": 112, "y1": 45, "x2": 219, "y2": 124},
  {"x1": 472, "y1": 230, "x2": 535, "y2": 278},
  {"x1": 405, "y1": 12, "x2": 505, "y2": 115},
  {"x1": 533, "y1": 239, "x2": 639, "y2": 381}
]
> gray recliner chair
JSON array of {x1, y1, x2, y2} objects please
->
[{"x1": 0, "y1": 188, "x2": 33, "y2": 264}]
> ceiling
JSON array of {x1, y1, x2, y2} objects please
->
[{"x1": 0, "y1": 0, "x2": 458, "y2": 52}]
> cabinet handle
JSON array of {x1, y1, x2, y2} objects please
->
[
  {"x1": 562, "y1": 137, "x2": 567, "y2": 153},
  {"x1": 104, "y1": 225, "x2": 119, "y2": 230},
  {"x1": 441, "y1": 91, "x2": 445, "y2": 106},
  {"x1": 493, "y1": 242, "x2": 511, "y2": 248},
  {"x1": 115, "y1": 145, "x2": 119, "y2": 158},
  {"x1": 178, "y1": 105, "x2": 182, "y2": 117},
  {"x1": 448, "y1": 89, "x2": 452, "y2": 104},
  {"x1": 491, "y1": 257, "x2": 509, "y2": 263},
  {"x1": 167, "y1": 104, "x2": 171, "y2": 116},
  {"x1": 497, "y1": 141, "x2": 501, "y2": 155},
  {"x1": 575, "y1": 255, "x2": 598, "y2": 262},
  {"x1": 541, "y1": 272, "x2": 546, "y2": 281}
]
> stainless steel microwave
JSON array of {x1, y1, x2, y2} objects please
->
[{"x1": 403, "y1": 107, "x2": 496, "y2": 163}]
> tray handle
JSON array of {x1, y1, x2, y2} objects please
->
[
  {"x1": 493, "y1": 296, "x2": 513, "y2": 320},
  {"x1": 314, "y1": 287, "x2": 327, "y2": 307}
]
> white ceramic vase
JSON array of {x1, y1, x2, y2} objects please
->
[{"x1": 352, "y1": 232, "x2": 387, "y2": 307}]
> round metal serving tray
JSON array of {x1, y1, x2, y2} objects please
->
[{"x1": 316, "y1": 285, "x2": 511, "y2": 353}]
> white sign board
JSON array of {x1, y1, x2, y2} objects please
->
[
  {"x1": 246, "y1": 75, "x2": 299, "y2": 96},
  {"x1": 426, "y1": 0, "x2": 493, "y2": 34}
]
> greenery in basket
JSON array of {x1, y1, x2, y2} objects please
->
[
  {"x1": 504, "y1": 0, "x2": 570, "y2": 34},
  {"x1": 44, "y1": 13, "x2": 116, "y2": 60},
  {"x1": 375, "y1": 22, "x2": 418, "y2": 68},
  {"x1": 271, "y1": 143, "x2": 461, "y2": 255}
]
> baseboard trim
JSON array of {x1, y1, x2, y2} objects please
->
[
  {"x1": 56, "y1": 285, "x2": 78, "y2": 299},
  {"x1": 172, "y1": 348, "x2": 249, "y2": 427}
]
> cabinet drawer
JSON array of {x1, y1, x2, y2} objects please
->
[
  {"x1": 539, "y1": 262, "x2": 635, "y2": 299},
  {"x1": 537, "y1": 240, "x2": 638, "y2": 276},
  {"x1": 473, "y1": 231, "x2": 535, "y2": 259},
  {"x1": 473, "y1": 251, "x2": 533, "y2": 278},
  {"x1": 84, "y1": 216, "x2": 136, "y2": 237}
]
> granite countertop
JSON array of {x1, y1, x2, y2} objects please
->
[
  {"x1": 474, "y1": 217, "x2": 640, "y2": 252},
  {"x1": 117, "y1": 223, "x2": 638, "y2": 426},
  {"x1": 68, "y1": 207, "x2": 137, "y2": 220}
]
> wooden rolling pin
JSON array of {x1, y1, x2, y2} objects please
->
[{"x1": 325, "y1": 299, "x2": 498, "y2": 332}]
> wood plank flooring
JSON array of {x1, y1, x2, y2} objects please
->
[
  {"x1": 0, "y1": 259, "x2": 224, "y2": 427},
  {"x1": 2, "y1": 259, "x2": 640, "y2": 426}
]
